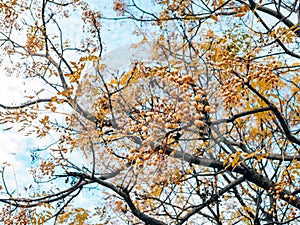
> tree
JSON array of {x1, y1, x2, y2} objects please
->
[{"x1": 0, "y1": 0, "x2": 300, "y2": 224}]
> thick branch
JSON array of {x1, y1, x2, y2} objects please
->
[
  {"x1": 245, "y1": 80, "x2": 300, "y2": 146},
  {"x1": 85, "y1": 174, "x2": 167, "y2": 225},
  {"x1": 227, "y1": 141, "x2": 300, "y2": 161},
  {"x1": 177, "y1": 176, "x2": 246, "y2": 225},
  {"x1": 0, "y1": 99, "x2": 56, "y2": 110},
  {"x1": 165, "y1": 147, "x2": 300, "y2": 209},
  {"x1": 243, "y1": 0, "x2": 300, "y2": 59},
  {"x1": 247, "y1": 0, "x2": 300, "y2": 36},
  {"x1": 211, "y1": 107, "x2": 272, "y2": 125},
  {"x1": 0, "y1": 178, "x2": 89, "y2": 208},
  {"x1": 231, "y1": 71, "x2": 300, "y2": 146}
]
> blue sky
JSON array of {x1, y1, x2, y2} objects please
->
[
  {"x1": 0, "y1": 1, "x2": 155, "y2": 224},
  {"x1": 1, "y1": 0, "x2": 300, "y2": 224}
]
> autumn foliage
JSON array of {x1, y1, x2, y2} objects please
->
[{"x1": 0, "y1": 0, "x2": 300, "y2": 224}]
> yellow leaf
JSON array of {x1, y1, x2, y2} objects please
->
[
  {"x1": 255, "y1": 154, "x2": 266, "y2": 161},
  {"x1": 210, "y1": 14, "x2": 218, "y2": 21},
  {"x1": 235, "y1": 13, "x2": 246, "y2": 17},
  {"x1": 153, "y1": 186, "x2": 162, "y2": 197},
  {"x1": 32, "y1": 217, "x2": 37, "y2": 225},
  {"x1": 217, "y1": 0, "x2": 226, "y2": 7},
  {"x1": 223, "y1": 154, "x2": 231, "y2": 169},
  {"x1": 231, "y1": 151, "x2": 242, "y2": 168},
  {"x1": 198, "y1": 42, "x2": 210, "y2": 51},
  {"x1": 243, "y1": 152, "x2": 256, "y2": 160},
  {"x1": 39, "y1": 115, "x2": 49, "y2": 125},
  {"x1": 87, "y1": 55, "x2": 100, "y2": 61},
  {"x1": 240, "y1": 5, "x2": 250, "y2": 13},
  {"x1": 291, "y1": 62, "x2": 300, "y2": 67},
  {"x1": 51, "y1": 96, "x2": 57, "y2": 102},
  {"x1": 223, "y1": 195, "x2": 231, "y2": 200},
  {"x1": 38, "y1": 217, "x2": 44, "y2": 225}
]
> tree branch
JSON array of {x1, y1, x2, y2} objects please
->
[
  {"x1": 211, "y1": 107, "x2": 272, "y2": 125},
  {"x1": 164, "y1": 147, "x2": 300, "y2": 209},
  {"x1": 177, "y1": 176, "x2": 246, "y2": 225},
  {"x1": 247, "y1": 0, "x2": 300, "y2": 36},
  {"x1": 232, "y1": 71, "x2": 300, "y2": 146},
  {"x1": 0, "y1": 98, "x2": 57, "y2": 110}
]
